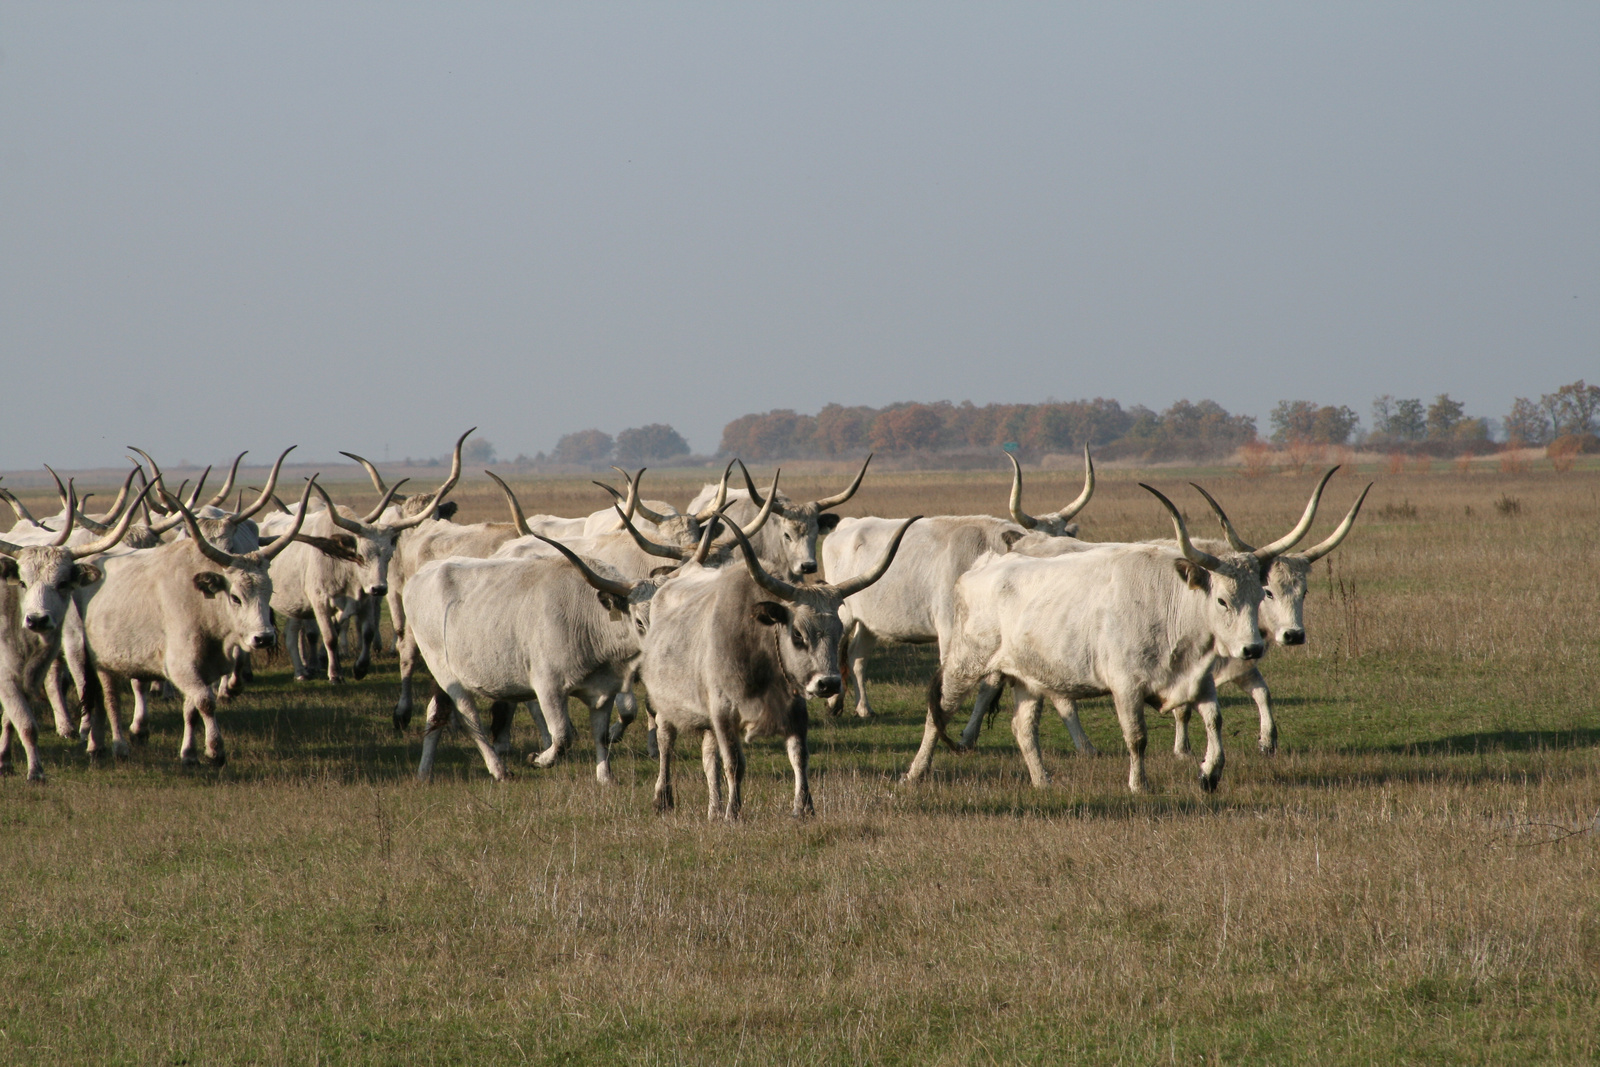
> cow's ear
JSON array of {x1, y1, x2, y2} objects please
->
[
  {"x1": 1062, "y1": 523, "x2": 1080, "y2": 539},
  {"x1": 1174, "y1": 560, "x2": 1210, "y2": 591},
  {"x1": 69, "y1": 563, "x2": 103, "y2": 588},
  {"x1": 434, "y1": 501, "x2": 459, "y2": 522},
  {"x1": 596, "y1": 591, "x2": 628, "y2": 617},
  {"x1": 1001, "y1": 530, "x2": 1025, "y2": 550},
  {"x1": 0, "y1": 558, "x2": 17, "y2": 582},
  {"x1": 193, "y1": 571, "x2": 228, "y2": 598},
  {"x1": 649, "y1": 565, "x2": 678, "y2": 578},
  {"x1": 817, "y1": 513, "x2": 842, "y2": 533},
  {"x1": 753, "y1": 601, "x2": 791, "y2": 627}
]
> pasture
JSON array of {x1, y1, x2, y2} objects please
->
[{"x1": 2, "y1": 460, "x2": 1597, "y2": 1064}]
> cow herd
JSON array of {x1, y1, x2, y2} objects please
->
[{"x1": 0, "y1": 431, "x2": 1369, "y2": 818}]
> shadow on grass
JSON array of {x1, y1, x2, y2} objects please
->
[{"x1": 1379, "y1": 729, "x2": 1600, "y2": 755}]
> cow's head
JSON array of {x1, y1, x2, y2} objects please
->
[
  {"x1": 1188, "y1": 472, "x2": 1372, "y2": 648},
  {"x1": 340, "y1": 429, "x2": 471, "y2": 526},
  {"x1": 1144, "y1": 485, "x2": 1267, "y2": 662},
  {"x1": 529, "y1": 533, "x2": 673, "y2": 641},
  {"x1": 0, "y1": 481, "x2": 154, "y2": 634},
  {"x1": 734, "y1": 455, "x2": 873, "y2": 579},
  {"x1": 728, "y1": 514, "x2": 919, "y2": 701},
  {"x1": 1007, "y1": 446, "x2": 1094, "y2": 539},
  {"x1": 170, "y1": 477, "x2": 317, "y2": 651}
]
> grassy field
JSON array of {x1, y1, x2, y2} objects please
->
[{"x1": 1, "y1": 459, "x2": 1597, "y2": 1064}]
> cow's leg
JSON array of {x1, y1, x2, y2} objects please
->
[
  {"x1": 444, "y1": 683, "x2": 508, "y2": 781},
  {"x1": 0, "y1": 715, "x2": 12, "y2": 776},
  {"x1": 845, "y1": 626, "x2": 877, "y2": 718},
  {"x1": 1012, "y1": 687, "x2": 1049, "y2": 787},
  {"x1": 959, "y1": 678, "x2": 1005, "y2": 749},
  {"x1": 350, "y1": 597, "x2": 375, "y2": 680},
  {"x1": 128, "y1": 679, "x2": 153, "y2": 743},
  {"x1": 714, "y1": 720, "x2": 744, "y2": 821},
  {"x1": 1232, "y1": 666, "x2": 1277, "y2": 755},
  {"x1": 700, "y1": 729, "x2": 724, "y2": 820},
  {"x1": 488, "y1": 700, "x2": 515, "y2": 757},
  {"x1": 585, "y1": 693, "x2": 617, "y2": 785},
  {"x1": 44, "y1": 659, "x2": 77, "y2": 740},
  {"x1": 1049, "y1": 695, "x2": 1099, "y2": 755},
  {"x1": 385, "y1": 590, "x2": 404, "y2": 658},
  {"x1": 0, "y1": 681, "x2": 44, "y2": 781},
  {"x1": 1111, "y1": 689, "x2": 1151, "y2": 794},
  {"x1": 1194, "y1": 677, "x2": 1226, "y2": 793},
  {"x1": 904, "y1": 665, "x2": 973, "y2": 782},
  {"x1": 606, "y1": 679, "x2": 639, "y2": 744},
  {"x1": 167, "y1": 663, "x2": 224, "y2": 767},
  {"x1": 393, "y1": 628, "x2": 420, "y2": 731},
  {"x1": 95, "y1": 670, "x2": 132, "y2": 759},
  {"x1": 653, "y1": 720, "x2": 677, "y2": 813},
  {"x1": 526, "y1": 700, "x2": 554, "y2": 751},
  {"x1": 285, "y1": 617, "x2": 312, "y2": 681},
  {"x1": 312, "y1": 601, "x2": 344, "y2": 684},
  {"x1": 786, "y1": 697, "x2": 813, "y2": 817},
  {"x1": 417, "y1": 689, "x2": 448, "y2": 781},
  {"x1": 525, "y1": 682, "x2": 572, "y2": 769},
  {"x1": 1171, "y1": 702, "x2": 1194, "y2": 756}
]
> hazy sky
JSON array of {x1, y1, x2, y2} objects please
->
[{"x1": 3, "y1": 3, "x2": 1595, "y2": 468}]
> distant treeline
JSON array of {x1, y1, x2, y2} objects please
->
[{"x1": 521, "y1": 381, "x2": 1598, "y2": 468}]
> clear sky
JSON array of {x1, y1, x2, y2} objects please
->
[{"x1": 3, "y1": 3, "x2": 1595, "y2": 468}]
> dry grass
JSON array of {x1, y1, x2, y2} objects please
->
[{"x1": 1, "y1": 460, "x2": 1598, "y2": 1064}]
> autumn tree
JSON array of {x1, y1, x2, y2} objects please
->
[
  {"x1": 552, "y1": 429, "x2": 613, "y2": 465},
  {"x1": 614, "y1": 424, "x2": 690, "y2": 465}
]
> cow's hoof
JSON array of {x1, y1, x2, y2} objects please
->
[
  {"x1": 823, "y1": 694, "x2": 844, "y2": 717},
  {"x1": 595, "y1": 767, "x2": 616, "y2": 786},
  {"x1": 294, "y1": 674, "x2": 312, "y2": 683},
  {"x1": 129, "y1": 729, "x2": 149, "y2": 746},
  {"x1": 352, "y1": 664, "x2": 369, "y2": 681},
  {"x1": 113, "y1": 741, "x2": 130, "y2": 759},
  {"x1": 1259, "y1": 740, "x2": 1278, "y2": 757},
  {"x1": 392, "y1": 714, "x2": 411, "y2": 734},
  {"x1": 1199, "y1": 772, "x2": 1218, "y2": 793},
  {"x1": 328, "y1": 674, "x2": 345, "y2": 686},
  {"x1": 854, "y1": 707, "x2": 872, "y2": 719},
  {"x1": 181, "y1": 753, "x2": 200, "y2": 767},
  {"x1": 208, "y1": 752, "x2": 227, "y2": 768},
  {"x1": 654, "y1": 793, "x2": 673, "y2": 813},
  {"x1": 27, "y1": 770, "x2": 46, "y2": 785}
]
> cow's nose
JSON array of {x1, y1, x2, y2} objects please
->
[
  {"x1": 24, "y1": 614, "x2": 53, "y2": 633},
  {"x1": 252, "y1": 632, "x2": 276, "y2": 650},
  {"x1": 1241, "y1": 642, "x2": 1265, "y2": 660},
  {"x1": 813, "y1": 676, "x2": 842, "y2": 698},
  {"x1": 1281, "y1": 629, "x2": 1306, "y2": 646},
  {"x1": 368, "y1": 585, "x2": 388, "y2": 598},
  {"x1": 799, "y1": 562, "x2": 818, "y2": 575}
]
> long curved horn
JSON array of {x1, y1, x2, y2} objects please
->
[
  {"x1": 202, "y1": 452, "x2": 247, "y2": 509},
  {"x1": 362, "y1": 478, "x2": 411, "y2": 523},
  {"x1": 312, "y1": 483, "x2": 366, "y2": 534},
  {"x1": 484, "y1": 472, "x2": 533, "y2": 536},
  {"x1": 0, "y1": 538, "x2": 18, "y2": 557},
  {"x1": 723, "y1": 521, "x2": 799, "y2": 601},
  {"x1": 166, "y1": 491, "x2": 242, "y2": 568},
  {"x1": 1188, "y1": 483, "x2": 1253, "y2": 553},
  {"x1": 70, "y1": 482, "x2": 156, "y2": 559},
  {"x1": 49, "y1": 481, "x2": 76, "y2": 547},
  {"x1": 384, "y1": 428, "x2": 471, "y2": 531},
  {"x1": 252, "y1": 477, "x2": 319, "y2": 561},
  {"x1": 127, "y1": 447, "x2": 169, "y2": 507},
  {"x1": 1140, "y1": 484, "x2": 1223, "y2": 571},
  {"x1": 612, "y1": 467, "x2": 668, "y2": 524},
  {"x1": 690, "y1": 506, "x2": 730, "y2": 565},
  {"x1": 183, "y1": 466, "x2": 212, "y2": 509},
  {"x1": 0, "y1": 487, "x2": 42, "y2": 527},
  {"x1": 1052, "y1": 445, "x2": 1095, "y2": 522},
  {"x1": 1251, "y1": 466, "x2": 1341, "y2": 560},
  {"x1": 338, "y1": 452, "x2": 387, "y2": 494},
  {"x1": 614, "y1": 504, "x2": 687, "y2": 561},
  {"x1": 828, "y1": 515, "x2": 920, "y2": 600},
  {"x1": 71, "y1": 499, "x2": 110, "y2": 534},
  {"x1": 696, "y1": 461, "x2": 736, "y2": 520},
  {"x1": 1006, "y1": 452, "x2": 1038, "y2": 529},
  {"x1": 95, "y1": 465, "x2": 142, "y2": 524},
  {"x1": 44, "y1": 465, "x2": 70, "y2": 515},
  {"x1": 534, "y1": 534, "x2": 639, "y2": 600},
  {"x1": 1298, "y1": 483, "x2": 1373, "y2": 564},
  {"x1": 739, "y1": 469, "x2": 780, "y2": 538},
  {"x1": 812, "y1": 453, "x2": 873, "y2": 511},
  {"x1": 234, "y1": 446, "x2": 296, "y2": 521}
]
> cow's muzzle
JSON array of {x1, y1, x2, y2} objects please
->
[
  {"x1": 251, "y1": 632, "x2": 277, "y2": 650},
  {"x1": 811, "y1": 675, "x2": 842, "y2": 699},
  {"x1": 798, "y1": 562, "x2": 818, "y2": 575},
  {"x1": 367, "y1": 585, "x2": 388, "y2": 598},
  {"x1": 1280, "y1": 629, "x2": 1306, "y2": 646},
  {"x1": 24, "y1": 614, "x2": 54, "y2": 633},
  {"x1": 1240, "y1": 642, "x2": 1265, "y2": 660}
]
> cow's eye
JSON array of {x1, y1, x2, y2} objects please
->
[
  {"x1": 1216, "y1": 598, "x2": 1227, "y2": 609},
  {"x1": 1264, "y1": 590, "x2": 1275, "y2": 599},
  {"x1": 229, "y1": 594, "x2": 243, "y2": 606}
]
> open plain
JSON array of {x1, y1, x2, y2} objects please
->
[{"x1": 1, "y1": 459, "x2": 1597, "y2": 1065}]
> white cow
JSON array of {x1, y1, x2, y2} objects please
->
[{"x1": 906, "y1": 485, "x2": 1272, "y2": 795}]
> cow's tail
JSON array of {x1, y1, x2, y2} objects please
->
[{"x1": 925, "y1": 666, "x2": 961, "y2": 753}]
